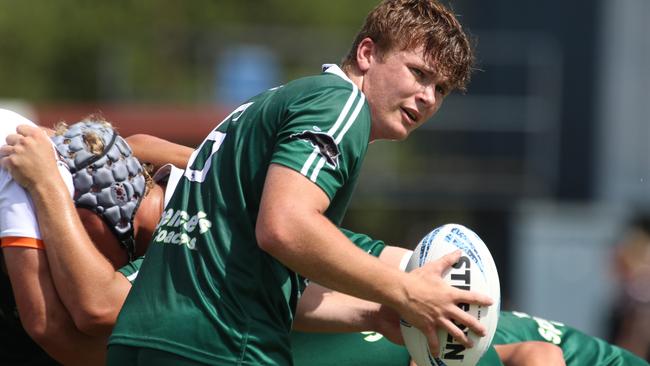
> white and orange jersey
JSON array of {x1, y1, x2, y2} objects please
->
[{"x1": 0, "y1": 109, "x2": 73, "y2": 249}]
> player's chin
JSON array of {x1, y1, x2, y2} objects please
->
[
  {"x1": 391, "y1": 124, "x2": 413, "y2": 141},
  {"x1": 373, "y1": 120, "x2": 410, "y2": 141},
  {"x1": 377, "y1": 121, "x2": 407, "y2": 141},
  {"x1": 383, "y1": 131, "x2": 409, "y2": 141}
]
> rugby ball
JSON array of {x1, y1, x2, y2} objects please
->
[{"x1": 400, "y1": 224, "x2": 500, "y2": 366}]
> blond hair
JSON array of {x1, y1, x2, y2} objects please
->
[{"x1": 54, "y1": 116, "x2": 154, "y2": 191}]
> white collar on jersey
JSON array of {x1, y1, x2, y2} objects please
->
[
  {"x1": 152, "y1": 163, "x2": 185, "y2": 209},
  {"x1": 322, "y1": 64, "x2": 354, "y2": 84}
]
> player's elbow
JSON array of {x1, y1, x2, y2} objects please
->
[
  {"x1": 521, "y1": 341, "x2": 564, "y2": 364},
  {"x1": 498, "y1": 341, "x2": 565, "y2": 366},
  {"x1": 530, "y1": 342, "x2": 565, "y2": 365},
  {"x1": 256, "y1": 219, "x2": 300, "y2": 257},
  {"x1": 70, "y1": 304, "x2": 118, "y2": 337},
  {"x1": 20, "y1": 311, "x2": 52, "y2": 345}
]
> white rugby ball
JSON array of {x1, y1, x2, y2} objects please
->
[{"x1": 400, "y1": 223, "x2": 500, "y2": 366}]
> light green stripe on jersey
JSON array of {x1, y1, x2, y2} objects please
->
[
  {"x1": 299, "y1": 83, "x2": 364, "y2": 182},
  {"x1": 109, "y1": 65, "x2": 372, "y2": 366}
]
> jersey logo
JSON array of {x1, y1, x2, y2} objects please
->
[{"x1": 291, "y1": 131, "x2": 340, "y2": 168}]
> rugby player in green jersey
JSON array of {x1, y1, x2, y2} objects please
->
[
  {"x1": 290, "y1": 244, "x2": 648, "y2": 366},
  {"x1": 291, "y1": 330, "x2": 505, "y2": 366},
  {"x1": 290, "y1": 310, "x2": 649, "y2": 366},
  {"x1": 106, "y1": 1, "x2": 494, "y2": 364},
  {"x1": 491, "y1": 311, "x2": 648, "y2": 366}
]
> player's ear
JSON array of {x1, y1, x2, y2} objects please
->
[{"x1": 356, "y1": 37, "x2": 375, "y2": 73}]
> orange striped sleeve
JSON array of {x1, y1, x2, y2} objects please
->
[{"x1": 1, "y1": 236, "x2": 45, "y2": 250}]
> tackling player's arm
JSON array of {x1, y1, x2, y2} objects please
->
[
  {"x1": 257, "y1": 164, "x2": 492, "y2": 353},
  {"x1": 493, "y1": 342, "x2": 566, "y2": 366},
  {"x1": 2, "y1": 246, "x2": 107, "y2": 365},
  {"x1": 1, "y1": 125, "x2": 133, "y2": 336},
  {"x1": 294, "y1": 245, "x2": 412, "y2": 344},
  {"x1": 126, "y1": 133, "x2": 194, "y2": 171}
]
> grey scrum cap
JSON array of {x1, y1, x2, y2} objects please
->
[{"x1": 51, "y1": 121, "x2": 146, "y2": 260}]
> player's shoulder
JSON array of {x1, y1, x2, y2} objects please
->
[{"x1": 281, "y1": 65, "x2": 359, "y2": 101}]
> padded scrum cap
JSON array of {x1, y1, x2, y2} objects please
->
[{"x1": 51, "y1": 121, "x2": 146, "y2": 260}]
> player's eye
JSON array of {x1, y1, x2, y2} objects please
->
[{"x1": 410, "y1": 67, "x2": 425, "y2": 79}]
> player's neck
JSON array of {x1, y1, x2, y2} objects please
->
[{"x1": 344, "y1": 66, "x2": 364, "y2": 91}]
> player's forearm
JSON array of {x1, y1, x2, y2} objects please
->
[
  {"x1": 126, "y1": 133, "x2": 193, "y2": 170},
  {"x1": 25, "y1": 175, "x2": 128, "y2": 335},
  {"x1": 258, "y1": 208, "x2": 409, "y2": 313},
  {"x1": 495, "y1": 342, "x2": 566, "y2": 366},
  {"x1": 294, "y1": 282, "x2": 383, "y2": 332},
  {"x1": 2, "y1": 248, "x2": 108, "y2": 365}
]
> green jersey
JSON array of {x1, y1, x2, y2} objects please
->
[
  {"x1": 493, "y1": 311, "x2": 648, "y2": 366},
  {"x1": 288, "y1": 310, "x2": 648, "y2": 366},
  {"x1": 339, "y1": 228, "x2": 386, "y2": 257},
  {"x1": 291, "y1": 331, "x2": 503, "y2": 366},
  {"x1": 109, "y1": 65, "x2": 372, "y2": 366},
  {"x1": 291, "y1": 331, "x2": 410, "y2": 366},
  {"x1": 118, "y1": 230, "x2": 385, "y2": 286}
]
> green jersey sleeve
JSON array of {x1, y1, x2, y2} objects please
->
[
  {"x1": 117, "y1": 256, "x2": 144, "y2": 284},
  {"x1": 340, "y1": 228, "x2": 386, "y2": 257},
  {"x1": 271, "y1": 79, "x2": 370, "y2": 200}
]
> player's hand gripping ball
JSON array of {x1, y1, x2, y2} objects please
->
[{"x1": 400, "y1": 224, "x2": 501, "y2": 366}]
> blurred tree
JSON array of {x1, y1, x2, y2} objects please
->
[{"x1": 0, "y1": 0, "x2": 378, "y2": 102}]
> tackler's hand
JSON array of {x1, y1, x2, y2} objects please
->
[
  {"x1": 372, "y1": 303, "x2": 404, "y2": 345},
  {"x1": 0, "y1": 124, "x2": 60, "y2": 189}
]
